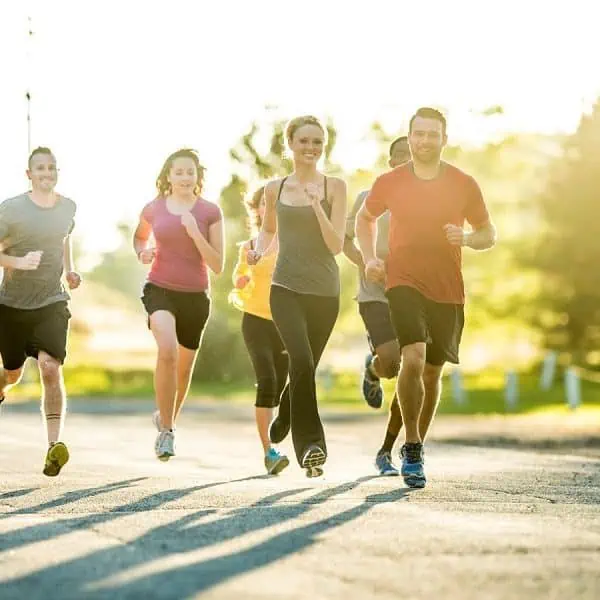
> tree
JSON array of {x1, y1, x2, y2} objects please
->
[{"x1": 522, "y1": 100, "x2": 600, "y2": 364}]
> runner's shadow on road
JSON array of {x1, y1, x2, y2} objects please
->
[
  {"x1": 84, "y1": 480, "x2": 412, "y2": 599},
  {"x1": 0, "y1": 474, "x2": 289, "y2": 557},
  {"x1": 0, "y1": 488, "x2": 39, "y2": 501},
  {"x1": 1, "y1": 476, "x2": 411, "y2": 599},
  {"x1": 0, "y1": 477, "x2": 148, "y2": 520}
]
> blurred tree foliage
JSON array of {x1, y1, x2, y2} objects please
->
[{"x1": 517, "y1": 100, "x2": 600, "y2": 365}]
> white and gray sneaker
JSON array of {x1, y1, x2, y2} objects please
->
[{"x1": 155, "y1": 430, "x2": 176, "y2": 462}]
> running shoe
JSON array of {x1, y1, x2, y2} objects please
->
[
  {"x1": 362, "y1": 353, "x2": 383, "y2": 409},
  {"x1": 375, "y1": 450, "x2": 400, "y2": 476},
  {"x1": 400, "y1": 442, "x2": 426, "y2": 488},
  {"x1": 43, "y1": 442, "x2": 70, "y2": 477},
  {"x1": 264, "y1": 448, "x2": 290, "y2": 475}
]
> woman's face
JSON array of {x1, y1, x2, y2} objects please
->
[
  {"x1": 168, "y1": 157, "x2": 198, "y2": 194},
  {"x1": 289, "y1": 124, "x2": 325, "y2": 166}
]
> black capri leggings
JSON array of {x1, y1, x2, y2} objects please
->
[{"x1": 242, "y1": 312, "x2": 288, "y2": 409}]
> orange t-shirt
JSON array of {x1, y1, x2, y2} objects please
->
[{"x1": 365, "y1": 162, "x2": 489, "y2": 304}]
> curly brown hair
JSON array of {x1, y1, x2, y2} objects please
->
[
  {"x1": 244, "y1": 186, "x2": 265, "y2": 236},
  {"x1": 156, "y1": 148, "x2": 206, "y2": 196}
]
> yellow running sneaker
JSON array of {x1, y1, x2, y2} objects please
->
[{"x1": 43, "y1": 442, "x2": 70, "y2": 477}]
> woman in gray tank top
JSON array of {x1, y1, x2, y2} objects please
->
[{"x1": 248, "y1": 115, "x2": 347, "y2": 477}]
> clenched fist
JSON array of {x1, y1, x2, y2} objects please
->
[
  {"x1": 137, "y1": 248, "x2": 156, "y2": 265},
  {"x1": 443, "y1": 224, "x2": 466, "y2": 246},
  {"x1": 235, "y1": 275, "x2": 251, "y2": 289},
  {"x1": 17, "y1": 250, "x2": 43, "y2": 270},
  {"x1": 246, "y1": 249, "x2": 262, "y2": 265},
  {"x1": 305, "y1": 182, "x2": 322, "y2": 208},
  {"x1": 181, "y1": 212, "x2": 199, "y2": 237},
  {"x1": 365, "y1": 258, "x2": 385, "y2": 284},
  {"x1": 66, "y1": 271, "x2": 82, "y2": 290}
]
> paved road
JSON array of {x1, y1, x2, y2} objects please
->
[{"x1": 1, "y1": 406, "x2": 599, "y2": 599}]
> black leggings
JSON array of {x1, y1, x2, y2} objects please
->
[
  {"x1": 242, "y1": 312, "x2": 288, "y2": 409},
  {"x1": 270, "y1": 285, "x2": 339, "y2": 464}
]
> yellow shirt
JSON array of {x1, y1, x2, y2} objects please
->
[{"x1": 229, "y1": 241, "x2": 277, "y2": 321}]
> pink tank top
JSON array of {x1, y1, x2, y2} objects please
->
[{"x1": 142, "y1": 196, "x2": 222, "y2": 292}]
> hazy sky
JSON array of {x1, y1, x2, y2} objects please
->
[{"x1": 1, "y1": 0, "x2": 598, "y2": 257}]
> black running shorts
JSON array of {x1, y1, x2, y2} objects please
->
[
  {"x1": 0, "y1": 301, "x2": 71, "y2": 370},
  {"x1": 141, "y1": 282, "x2": 210, "y2": 350},
  {"x1": 358, "y1": 301, "x2": 397, "y2": 352},
  {"x1": 386, "y1": 285, "x2": 464, "y2": 365}
]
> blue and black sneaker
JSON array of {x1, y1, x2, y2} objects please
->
[
  {"x1": 400, "y1": 443, "x2": 426, "y2": 488},
  {"x1": 375, "y1": 450, "x2": 400, "y2": 476},
  {"x1": 362, "y1": 354, "x2": 383, "y2": 409}
]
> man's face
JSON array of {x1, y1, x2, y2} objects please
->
[
  {"x1": 409, "y1": 117, "x2": 446, "y2": 164},
  {"x1": 27, "y1": 152, "x2": 58, "y2": 192}
]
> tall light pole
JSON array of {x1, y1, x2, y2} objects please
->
[{"x1": 26, "y1": 16, "x2": 33, "y2": 156}]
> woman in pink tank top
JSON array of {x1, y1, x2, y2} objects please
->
[{"x1": 133, "y1": 148, "x2": 224, "y2": 461}]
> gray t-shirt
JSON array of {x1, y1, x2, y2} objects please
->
[
  {"x1": 0, "y1": 193, "x2": 76, "y2": 309},
  {"x1": 345, "y1": 190, "x2": 389, "y2": 304}
]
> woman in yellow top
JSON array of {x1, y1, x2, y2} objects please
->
[{"x1": 230, "y1": 186, "x2": 289, "y2": 475}]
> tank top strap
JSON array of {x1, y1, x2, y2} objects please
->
[{"x1": 276, "y1": 177, "x2": 288, "y2": 205}]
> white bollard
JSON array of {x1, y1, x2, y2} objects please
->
[
  {"x1": 540, "y1": 351, "x2": 557, "y2": 391},
  {"x1": 450, "y1": 368, "x2": 466, "y2": 405},
  {"x1": 564, "y1": 367, "x2": 581, "y2": 410},
  {"x1": 505, "y1": 370, "x2": 519, "y2": 410}
]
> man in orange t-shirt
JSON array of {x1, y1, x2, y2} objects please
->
[{"x1": 356, "y1": 107, "x2": 496, "y2": 488}]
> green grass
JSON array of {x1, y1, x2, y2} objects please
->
[{"x1": 9, "y1": 365, "x2": 600, "y2": 416}]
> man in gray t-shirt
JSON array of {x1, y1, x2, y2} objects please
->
[
  {"x1": 0, "y1": 147, "x2": 81, "y2": 477},
  {"x1": 343, "y1": 135, "x2": 411, "y2": 476}
]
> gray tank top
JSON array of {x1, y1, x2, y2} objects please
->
[{"x1": 272, "y1": 176, "x2": 340, "y2": 297}]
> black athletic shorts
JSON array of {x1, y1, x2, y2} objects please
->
[
  {"x1": 386, "y1": 285, "x2": 464, "y2": 366},
  {"x1": 0, "y1": 301, "x2": 71, "y2": 371},
  {"x1": 141, "y1": 282, "x2": 210, "y2": 350},
  {"x1": 358, "y1": 301, "x2": 397, "y2": 352}
]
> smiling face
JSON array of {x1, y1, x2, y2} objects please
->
[
  {"x1": 288, "y1": 123, "x2": 325, "y2": 167},
  {"x1": 409, "y1": 116, "x2": 447, "y2": 165},
  {"x1": 167, "y1": 156, "x2": 198, "y2": 195},
  {"x1": 388, "y1": 138, "x2": 411, "y2": 168},
  {"x1": 27, "y1": 151, "x2": 58, "y2": 193}
]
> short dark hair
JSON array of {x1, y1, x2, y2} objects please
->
[
  {"x1": 389, "y1": 135, "x2": 408, "y2": 157},
  {"x1": 28, "y1": 146, "x2": 55, "y2": 168},
  {"x1": 409, "y1": 107, "x2": 447, "y2": 137}
]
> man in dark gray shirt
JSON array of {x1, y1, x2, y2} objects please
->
[
  {"x1": 343, "y1": 136, "x2": 411, "y2": 476},
  {"x1": 0, "y1": 147, "x2": 80, "y2": 477}
]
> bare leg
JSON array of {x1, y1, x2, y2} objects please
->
[
  {"x1": 255, "y1": 407, "x2": 274, "y2": 453},
  {"x1": 173, "y1": 345, "x2": 198, "y2": 423},
  {"x1": 149, "y1": 311, "x2": 178, "y2": 430},
  {"x1": 372, "y1": 340, "x2": 402, "y2": 452},
  {"x1": 397, "y1": 343, "x2": 426, "y2": 444},
  {"x1": 419, "y1": 363, "x2": 444, "y2": 440},
  {"x1": 38, "y1": 352, "x2": 66, "y2": 445},
  {"x1": 0, "y1": 366, "x2": 25, "y2": 399}
]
